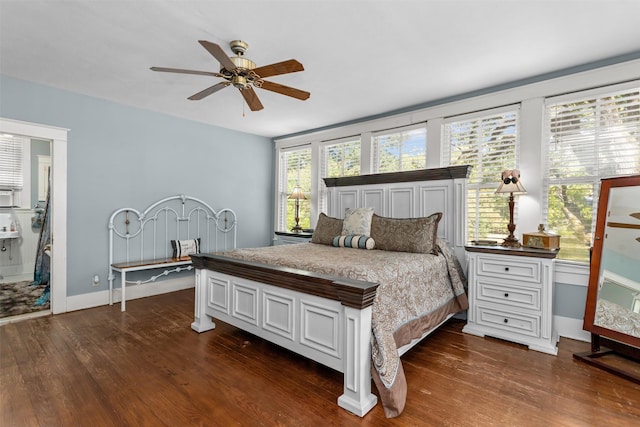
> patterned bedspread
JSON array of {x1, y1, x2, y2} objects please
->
[
  {"x1": 595, "y1": 299, "x2": 640, "y2": 339},
  {"x1": 218, "y1": 239, "x2": 468, "y2": 417}
]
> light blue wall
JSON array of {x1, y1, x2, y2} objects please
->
[
  {"x1": 602, "y1": 250, "x2": 640, "y2": 283},
  {"x1": 0, "y1": 75, "x2": 274, "y2": 297},
  {"x1": 553, "y1": 283, "x2": 587, "y2": 319}
]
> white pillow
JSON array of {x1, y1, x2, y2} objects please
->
[{"x1": 341, "y1": 207, "x2": 374, "y2": 236}]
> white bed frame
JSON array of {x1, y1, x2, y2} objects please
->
[
  {"x1": 108, "y1": 194, "x2": 236, "y2": 311},
  {"x1": 191, "y1": 166, "x2": 469, "y2": 416}
]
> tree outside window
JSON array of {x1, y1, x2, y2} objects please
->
[
  {"x1": 544, "y1": 87, "x2": 640, "y2": 262},
  {"x1": 373, "y1": 125, "x2": 427, "y2": 173}
]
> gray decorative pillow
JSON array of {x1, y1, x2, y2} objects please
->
[
  {"x1": 370, "y1": 213, "x2": 442, "y2": 254},
  {"x1": 332, "y1": 235, "x2": 376, "y2": 250},
  {"x1": 311, "y1": 213, "x2": 344, "y2": 245},
  {"x1": 341, "y1": 207, "x2": 374, "y2": 236}
]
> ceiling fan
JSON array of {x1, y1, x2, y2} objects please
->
[{"x1": 151, "y1": 40, "x2": 310, "y2": 112}]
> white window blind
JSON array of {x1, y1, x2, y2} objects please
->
[
  {"x1": 278, "y1": 146, "x2": 312, "y2": 231},
  {"x1": 0, "y1": 134, "x2": 25, "y2": 190},
  {"x1": 443, "y1": 106, "x2": 520, "y2": 241},
  {"x1": 321, "y1": 138, "x2": 361, "y2": 178},
  {"x1": 372, "y1": 123, "x2": 427, "y2": 173},
  {"x1": 543, "y1": 83, "x2": 640, "y2": 262},
  {"x1": 318, "y1": 138, "x2": 361, "y2": 215}
]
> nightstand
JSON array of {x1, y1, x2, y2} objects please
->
[
  {"x1": 274, "y1": 231, "x2": 313, "y2": 245},
  {"x1": 462, "y1": 245, "x2": 559, "y2": 355}
]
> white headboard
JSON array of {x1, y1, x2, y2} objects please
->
[{"x1": 324, "y1": 166, "x2": 470, "y2": 260}]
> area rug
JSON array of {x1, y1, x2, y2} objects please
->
[{"x1": 0, "y1": 280, "x2": 50, "y2": 319}]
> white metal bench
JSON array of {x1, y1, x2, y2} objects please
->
[{"x1": 108, "y1": 194, "x2": 236, "y2": 311}]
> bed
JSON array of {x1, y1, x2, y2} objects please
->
[{"x1": 190, "y1": 165, "x2": 470, "y2": 418}]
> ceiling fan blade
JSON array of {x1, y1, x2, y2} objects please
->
[
  {"x1": 240, "y1": 87, "x2": 264, "y2": 111},
  {"x1": 199, "y1": 40, "x2": 236, "y2": 72},
  {"x1": 188, "y1": 82, "x2": 230, "y2": 100},
  {"x1": 259, "y1": 80, "x2": 310, "y2": 100},
  {"x1": 252, "y1": 59, "x2": 304, "y2": 78},
  {"x1": 150, "y1": 66, "x2": 223, "y2": 78}
]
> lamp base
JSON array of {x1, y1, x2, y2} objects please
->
[
  {"x1": 501, "y1": 236, "x2": 521, "y2": 248},
  {"x1": 291, "y1": 225, "x2": 303, "y2": 233}
]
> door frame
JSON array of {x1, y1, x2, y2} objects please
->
[{"x1": 0, "y1": 118, "x2": 68, "y2": 314}]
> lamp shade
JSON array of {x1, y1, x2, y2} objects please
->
[
  {"x1": 495, "y1": 169, "x2": 527, "y2": 194},
  {"x1": 288, "y1": 185, "x2": 307, "y2": 200}
]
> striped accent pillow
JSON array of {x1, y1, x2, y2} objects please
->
[
  {"x1": 332, "y1": 235, "x2": 375, "y2": 250},
  {"x1": 171, "y1": 238, "x2": 200, "y2": 258}
]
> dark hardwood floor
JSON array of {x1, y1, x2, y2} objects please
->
[{"x1": 2, "y1": 289, "x2": 640, "y2": 426}]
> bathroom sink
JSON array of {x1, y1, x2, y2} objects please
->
[{"x1": 0, "y1": 231, "x2": 20, "y2": 239}]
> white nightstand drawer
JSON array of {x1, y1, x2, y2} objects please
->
[
  {"x1": 476, "y1": 255, "x2": 542, "y2": 284},
  {"x1": 477, "y1": 280, "x2": 541, "y2": 310},
  {"x1": 475, "y1": 305, "x2": 540, "y2": 338}
]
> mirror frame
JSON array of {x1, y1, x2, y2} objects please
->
[{"x1": 583, "y1": 174, "x2": 640, "y2": 350}]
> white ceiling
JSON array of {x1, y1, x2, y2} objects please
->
[{"x1": 2, "y1": 1, "x2": 640, "y2": 139}]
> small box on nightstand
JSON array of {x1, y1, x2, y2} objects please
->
[{"x1": 522, "y1": 224, "x2": 560, "y2": 250}]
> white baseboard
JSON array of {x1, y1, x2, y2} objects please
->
[
  {"x1": 554, "y1": 315, "x2": 590, "y2": 342},
  {"x1": 66, "y1": 276, "x2": 194, "y2": 312}
]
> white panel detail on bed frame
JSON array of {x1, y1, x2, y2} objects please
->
[
  {"x1": 388, "y1": 186, "x2": 414, "y2": 218},
  {"x1": 337, "y1": 190, "x2": 357, "y2": 216},
  {"x1": 300, "y1": 301, "x2": 341, "y2": 358},
  {"x1": 362, "y1": 189, "x2": 383, "y2": 213},
  {"x1": 263, "y1": 291, "x2": 295, "y2": 341},
  {"x1": 419, "y1": 185, "x2": 448, "y2": 240}
]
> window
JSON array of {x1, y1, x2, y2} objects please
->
[
  {"x1": 278, "y1": 146, "x2": 312, "y2": 232},
  {"x1": 443, "y1": 107, "x2": 520, "y2": 242},
  {"x1": 372, "y1": 124, "x2": 427, "y2": 173},
  {"x1": 0, "y1": 134, "x2": 27, "y2": 207},
  {"x1": 544, "y1": 84, "x2": 640, "y2": 262},
  {"x1": 0, "y1": 134, "x2": 24, "y2": 190},
  {"x1": 321, "y1": 138, "x2": 361, "y2": 178},
  {"x1": 318, "y1": 138, "x2": 361, "y2": 215}
]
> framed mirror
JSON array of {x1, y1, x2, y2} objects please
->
[{"x1": 575, "y1": 174, "x2": 640, "y2": 383}]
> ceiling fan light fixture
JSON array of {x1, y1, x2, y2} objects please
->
[{"x1": 232, "y1": 75, "x2": 248, "y2": 89}]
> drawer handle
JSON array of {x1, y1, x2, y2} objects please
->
[
  {"x1": 504, "y1": 267, "x2": 510, "y2": 272},
  {"x1": 504, "y1": 293, "x2": 509, "y2": 298},
  {"x1": 503, "y1": 318, "x2": 509, "y2": 324}
]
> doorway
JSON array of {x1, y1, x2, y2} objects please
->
[
  {"x1": 0, "y1": 136, "x2": 51, "y2": 319},
  {"x1": 0, "y1": 118, "x2": 68, "y2": 319}
]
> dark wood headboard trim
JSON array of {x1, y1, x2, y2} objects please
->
[
  {"x1": 190, "y1": 253, "x2": 379, "y2": 310},
  {"x1": 323, "y1": 165, "x2": 471, "y2": 188}
]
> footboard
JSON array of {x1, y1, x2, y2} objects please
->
[{"x1": 190, "y1": 254, "x2": 380, "y2": 417}]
